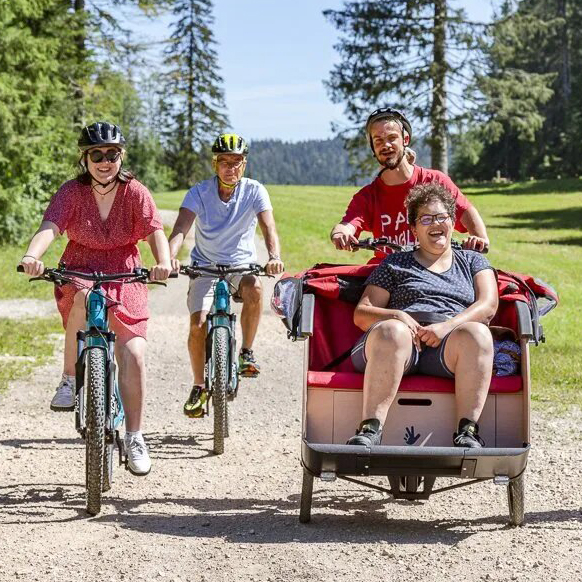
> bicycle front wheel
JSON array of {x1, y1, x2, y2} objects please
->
[
  {"x1": 85, "y1": 347, "x2": 107, "y2": 515},
  {"x1": 212, "y1": 327, "x2": 229, "y2": 455}
]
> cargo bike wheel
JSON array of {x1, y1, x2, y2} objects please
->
[
  {"x1": 299, "y1": 468, "x2": 314, "y2": 523},
  {"x1": 507, "y1": 473, "x2": 525, "y2": 526}
]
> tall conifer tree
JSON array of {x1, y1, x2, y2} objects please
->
[
  {"x1": 324, "y1": 0, "x2": 483, "y2": 174},
  {"x1": 161, "y1": 0, "x2": 228, "y2": 187}
]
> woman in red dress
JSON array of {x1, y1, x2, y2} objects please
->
[{"x1": 19, "y1": 122, "x2": 171, "y2": 475}]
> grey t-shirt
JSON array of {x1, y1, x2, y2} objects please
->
[
  {"x1": 366, "y1": 249, "x2": 494, "y2": 318},
  {"x1": 181, "y1": 176, "x2": 272, "y2": 265}
]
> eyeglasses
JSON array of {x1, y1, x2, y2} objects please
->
[
  {"x1": 217, "y1": 158, "x2": 245, "y2": 169},
  {"x1": 87, "y1": 149, "x2": 122, "y2": 163},
  {"x1": 416, "y1": 213, "x2": 451, "y2": 226}
]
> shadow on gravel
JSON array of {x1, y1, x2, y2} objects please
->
[
  {"x1": 146, "y1": 432, "x2": 215, "y2": 460},
  {"x1": 0, "y1": 483, "x2": 86, "y2": 524},
  {"x1": 0, "y1": 438, "x2": 82, "y2": 449},
  {"x1": 86, "y1": 495, "x2": 582, "y2": 544},
  {"x1": 1, "y1": 482, "x2": 579, "y2": 536}
]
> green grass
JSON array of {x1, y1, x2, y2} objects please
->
[
  {"x1": 2, "y1": 179, "x2": 581, "y2": 409},
  {"x1": 154, "y1": 189, "x2": 188, "y2": 210},
  {"x1": 0, "y1": 317, "x2": 63, "y2": 393},
  {"x1": 154, "y1": 179, "x2": 582, "y2": 410}
]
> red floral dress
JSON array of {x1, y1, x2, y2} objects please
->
[{"x1": 43, "y1": 178, "x2": 163, "y2": 339}]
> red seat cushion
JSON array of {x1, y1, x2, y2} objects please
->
[{"x1": 307, "y1": 371, "x2": 522, "y2": 394}]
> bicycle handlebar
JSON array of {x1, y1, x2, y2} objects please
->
[
  {"x1": 352, "y1": 238, "x2": 488, "y2": 254},
  {"x1": 16, "y1": 264, "x2": 179, "y2": 285},
  {"x1": 179, "y1": 263, "x2": 267, "y2": 279}
]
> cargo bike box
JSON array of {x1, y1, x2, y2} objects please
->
[{"x1": 273, "y1": 260, "x2": 557, "y2": 526}]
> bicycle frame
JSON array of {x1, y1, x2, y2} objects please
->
[
  {"x1": 74, "y1": 285, "x2": 124, "y2": 442},
  {"x1": 204, "y1": 278, "x2": 238, "y2": 404}
]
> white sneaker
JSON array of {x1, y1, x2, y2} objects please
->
[
  {"x1": 125, "y1": 433, "x2": 151, "y2": 476},
  {"x1": 50, "y1": 376, "x2": 75, "y2": 411}
]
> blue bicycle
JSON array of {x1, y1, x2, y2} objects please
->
[
  {"x1": 179, "y1": 263, "x2": 267, "y2": 455},
  {"x1": 18, "y1": 263, "x2": 171, "y2": 515}
]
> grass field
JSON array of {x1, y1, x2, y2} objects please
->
[
  {"x1": 153, "y1": 180, "x2": 582, "y2": 410},
  {"x1": 0, "y1": 226, "x2": 181, "y2": 392},
  {"x1": 1, "y1": 180, "x2": 580, "y2": 409}
]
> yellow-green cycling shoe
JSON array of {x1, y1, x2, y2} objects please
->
[
  {"x1": 183, "y1": 385, "x2": 208, "y2": 418},
  {"x1": 238, "y1": 348, "x2": 260, "y2": 378}
]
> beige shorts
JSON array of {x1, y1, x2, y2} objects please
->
[{"x1": 187, "y1": 275, "x2": 244, "y2": 314}]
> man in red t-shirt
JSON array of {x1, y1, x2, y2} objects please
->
[{"x1": 330, "y1": 108, "x2": 489, "y2": 262}]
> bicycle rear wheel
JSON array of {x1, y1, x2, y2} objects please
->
[
  {"x1": 212, "y1": 327, "x2": 229, "y2": 455},
  {"x1": 85, "y1": 347, "x2": 107, "y2": 515}
]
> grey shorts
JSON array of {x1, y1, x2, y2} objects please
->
[
  {"x1": 186, "y1": 274, "x2": 243, "y2": 314},
  {"x1": 351, "y1": 321, "x2": 454, "y2": 378}
]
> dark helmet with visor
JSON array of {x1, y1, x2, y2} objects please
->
[
  {"x1": 212, "y1": 133, "x2": 249, "y2": 156},
  {"x1": 365, "y1": 107, "x2": 412, "y2": 152},
  {"x1": 78, "y1": 122, "x2": 126, "y2": 151}
]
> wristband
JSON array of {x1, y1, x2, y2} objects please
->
[
  {"x1": 268, "y1": 255, "x2": 281, "y2": 261},
  {"x1": 22, "y1": 254, "x2": 38, "y2": 261}
]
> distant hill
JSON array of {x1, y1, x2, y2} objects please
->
[
  {"x1": 246, "y1": 136, "x2": 431, "y2": 186},
  {"x1": 246, "y1": 137, "x2": 357, "y2": 186}
]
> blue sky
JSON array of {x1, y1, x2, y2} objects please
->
[{"x1": 133, "y1": 1, "x2": 497, "y2": 142}]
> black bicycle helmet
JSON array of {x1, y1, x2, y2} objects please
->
[
  {"x1": 211, "y1": 133, "x2": 249, "y2": 156},
  {"x1": 78, "y1": 122, "x2": 126, "y2": 151},
  {"x1": 365, "y1": 107, "x2": 413, "y2": 152}
]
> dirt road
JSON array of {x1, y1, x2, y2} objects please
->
[{"x1": 1, "y1": 252, "x2": 581, "y2": 582}]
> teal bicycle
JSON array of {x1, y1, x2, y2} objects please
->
[
  {"x1": 18, "y1": 263, "x2": 172, "y2": 515},
  {"x1": 179, "y1": 262, "x2": 267, "y2": 455}
]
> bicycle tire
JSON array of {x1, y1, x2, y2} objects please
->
[
  {"x1": 212, "y1": 327, "x2": 229, "y2": 455},
  {"x1": 507, "y1": 473, "x2": 525, "y2": 526},
  {"x1": 85, "y1": 347, "x2": 107, "y2": 515}
]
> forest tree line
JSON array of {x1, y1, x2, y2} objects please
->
[{"x1": 1, "y1": 0, "x2": 581, "y2": 244}]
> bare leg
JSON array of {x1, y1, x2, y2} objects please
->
[
  {"x1": 188, "y1": 312, "x2": 207, "y2": 385},
  {"x1": 361, "y1": 320, "x2": 413, "y2": 423},
  {"x1": 239, "y1": 275, "x2": 262, "y2": 350},
  {"x1": 443, "y1": 322, "x2": 494, "y2": 424},
  {"x1": 63, "y1": 290, "x2": 89, "y2": 376},
  {"x1": 115, "y1": 335, "x2": 148, "y2": 432}
]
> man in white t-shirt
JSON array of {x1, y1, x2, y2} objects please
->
[{"x1": 168, "y1": 133, "x2": 284, "y2": 417}]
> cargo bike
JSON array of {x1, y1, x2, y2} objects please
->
[{"x1": 272, "y1": 239, "x2": 558, "y2": 526}]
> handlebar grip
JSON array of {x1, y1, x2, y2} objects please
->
[
  {"x1": 169, "y1": 272, "x2": 179, "y2": 279},
  {"x1": 16, "y1": 265, "x2": 24, "y2": 273}
]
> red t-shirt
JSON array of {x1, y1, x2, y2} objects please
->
[{"x1": 342, "y1": 166, "x2": 472, "y2": 260}]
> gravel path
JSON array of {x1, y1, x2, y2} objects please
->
[{"x1": 0, "y1": 229, "x2": 580, "y2": 582}]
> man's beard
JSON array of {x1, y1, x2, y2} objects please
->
[{"x1": 381, "y1": 149, "x2": 405, "y2": 170}]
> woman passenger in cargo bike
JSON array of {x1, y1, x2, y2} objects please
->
[{"x1": 348, "y1": 182, "x2": 498, "y2": 448}]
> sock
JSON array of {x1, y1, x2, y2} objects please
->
[
  {"x1": 62, "y1": 373, "x2": 75, "y2": 385},
  {"x1": 458, "y1": 418, "x2": 479, "y2": 434},
  {"x1": 125, "y1": 430, "x2": 142, "y2": 441}
]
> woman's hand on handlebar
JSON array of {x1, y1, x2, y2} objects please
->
[
  {"x1": 19, "y1": 256, "x2": 44, "y2": 277},
  {"x1": 265, "y1": 257, "x2": 284, "y2": 276},
  {"x1": 462, "y1": 236, "x2": 489, "y2": 253},
  {"x1": 149, "y1": 262, "x2": 172, "y2": 281}
]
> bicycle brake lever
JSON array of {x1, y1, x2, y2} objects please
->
[{"x1": 147, "y1": 281, "x2": 167, "y2": 287}]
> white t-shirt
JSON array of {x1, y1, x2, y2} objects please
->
[{"x1": 181, "y1": 176, "x2": 273, "y2": 265}]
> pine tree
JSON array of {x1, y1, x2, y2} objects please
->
[
  {"x1": 161, "y1": 0, "x2": 228, "y2": 187},
  {"x1": 453, "y1": 0, "x2": 582, "y2": 179},
  {"x1": 0, "y1": 0, "x2": 78, "y2": 242},
  {"x1": 324, "y1": 0, "x2": 484, "y2": 174}
]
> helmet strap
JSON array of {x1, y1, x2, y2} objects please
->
[{"x1": 216, "y1": 175, "x2": 238, "y2": 190}]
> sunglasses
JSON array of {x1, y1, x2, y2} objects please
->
[
  {"x1": 87, "y1": 149, "x2": 122, "y2": 163},
  {"x1": 416, "y1": 213, "x2": 451, "y2": 226},
  {"x1": 217, "y1": 158, "x2": 245, "y2": 169}
]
